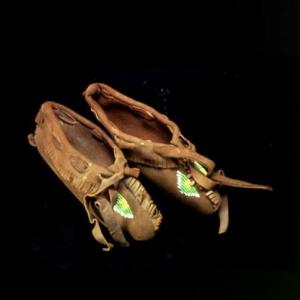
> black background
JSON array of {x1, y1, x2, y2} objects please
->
[{"x1": 11, "y1": 1, "x2": 299, "y2": 298}]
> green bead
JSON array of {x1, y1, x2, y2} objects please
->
[
  {"x1": 193, "y1": 161, "x2": 208, "y2": 176},
  {"x1": 176, "y1": 170, "x2": 200, "y2": 198},
  {"x1": 113, "y1": 193, "x2": 134, "y2": 219}
]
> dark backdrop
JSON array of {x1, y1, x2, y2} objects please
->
[{"x1": 12, "y1": 1, "x2": 299, "y2": 298}]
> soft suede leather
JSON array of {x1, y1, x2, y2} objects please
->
[{"x1": 28, "y1": 101, "x2": 162, "y2": 251}]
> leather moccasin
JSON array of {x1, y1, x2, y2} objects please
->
[
  {"x1": 83, "y1": 83, "x2": 272, "y2": 234},
  {"x1": 28, "y1": 101, "x2": 162, "y2": 251}
]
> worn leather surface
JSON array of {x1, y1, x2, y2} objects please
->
[
  {"x1": 83, "y1": 83, "x2": 272, "y2": 234},
  {"x1": 28, "y1": 101, "x2": 162, "y2": 251}
]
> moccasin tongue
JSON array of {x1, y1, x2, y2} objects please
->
[{"x1": 111, "y1": 177, "x2": 162, "y2": 241}]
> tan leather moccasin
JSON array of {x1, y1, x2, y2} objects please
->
[
  {"x1": 83, "y1": 83, "x2": 272, "y2": 234},
  {"x1": 28, "y1": 101, "x2": 162, "y2": 251}
]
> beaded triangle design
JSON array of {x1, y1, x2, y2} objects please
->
[{"x1": 113, "y1": 193, "x2": 134, "y2": 219}]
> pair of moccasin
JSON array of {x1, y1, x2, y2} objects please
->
[{"x1": 28, "y1": 83, "x2": 272, "y2": 251}]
